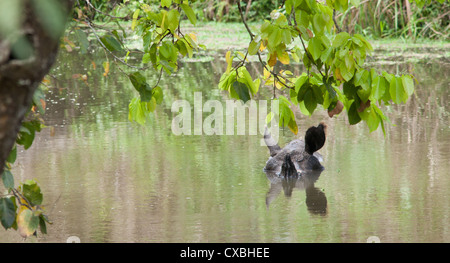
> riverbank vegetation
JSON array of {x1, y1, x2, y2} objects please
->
[{"x1": 86, "y1": 0, "x2": 449, "y2": 40}]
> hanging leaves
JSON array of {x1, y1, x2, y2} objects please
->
[
  {"x1": 100, "y1": 34, "x2": 123, "y2": 53},
  {"x1": 0, "y1": 179, "x2": 48, "y2": 238},
  {"x1": 0, "y1": 197, "x2": 16, "y2": 229},
  {"x1": 128, "y1": 72, "x2": 153, "y2": 102}
]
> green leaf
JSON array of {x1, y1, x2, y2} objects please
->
[
  {"x1": 152, "y1": 86, "x2": 164, "y2": 105},
  {"x1": 290, "y1": 88, "x2": 298, "y2": 105},
  {"x1": 166, "y1": 9, "x2": 180, "y2": 32},
  {"x1": 354, "y1": 69, "x2": 370, "y2": 90},
  {"x1": 274, "y1": 12, "x2": 288, "y2": 26},
  {"x1": 100, "y1": 35, "x2": 123, "y2": 52},
  {"x1": 298, "y1": 100, "x2": 310, "y2": 116},
  {"x1": 320, "y1": 47, "x2": 332, "y2": 63},
  {"x1": 266, "y1": 112, "x2": 275, "y2": 124},
  {"x1": 22, "y1": 180, "x2": 43, "y2": 206},
  {"x1": 285, "y1": 0, "x2": 293, "y2": 14},
  {"x1": 159, "y1": 41, "x2": 177, "y2": 61},
  {"x1": 312, "y1": 85, "x2": 324, "y2": 104},
  {"x1": 340, "y1": 61, "x2": 355, "y2": 82},
  {"x1": 337, "y1": 0, "x2": 349, "y2": 12},
  {"x1": 253, "y1": 78, "x2": 261, "y2": 93},
  {"x1": 268, "y1": 28, "x2": 282, "y2": 50},
  {"x1": 294, "y1": 73, "x2": 308, "y2": 92},
  {"x1": 297, "y1": 81, "x2": 310, "y2": 102},
  {"x1": 308, "y1": 36, "x2": 323, "y2": 61},
  {"x1": 180, "y1": 3, "x2": 197, "y2": 25},
  {"x1": 131, "y1": 9, "x2": 140, "y2": 31},
  {"x1": 323, "y1": 76, "x2": 337, "y2": 99},
  {"x1": 143, "y1": 31, "x2": 152, "y2": 52},
  {"x1": 147, "y1": 97, "x2": 157, "y2": 112},
  {"x1": 17, "y1": 123, "x2": 37, "y2": 150},
  {"x1": 312, "y1": 13, "x2": 326, "y2": 35},
  {"x1": 295, "y1": 10, "x2": 310, "y2": 28},
  {"x1": 39, "y1": 215, "x2": 47, "y2": 235},
  {"x1": 353, "y1": 33, "x2": 373, "y2": 52},
  {"x1": 128, "y1": 97, "x2": 148, "y2": 125},
  {"x1": 240, "y1": 67, "x2": 258, "y2": 95},
  {"x1": 161, "y1": 0, "x2": 172, "y2": 8},
  {"x1": 281, "y1": 29, "x2": 292, "y2": 45},
  {"x1": 6, "y1": 145, "x2": 17, "y2": 164},
  {"x1": 332, "y1": 32, "x2": 351, "y2": 48},
  {"x1": 366, "y1": 106, "x2": 380, "y2": 132},
  {"x1": 351, "y1": 36, "x2": 363, "y2": 47},
  {"x1": 390, "y1": 76, "x2": 407, "y2": 104},
  {"x1": 382, "y1": 71, "x2": 395, "y2": 83},
  {"x1": 278, "y1": 96, "x2": 296, "y2": 132},
  {"x1": 142, "y1": 53, "x2": 151, "y2": 64},
  {"x1": 344, "y1": 52, "x2": 354, "y2": 71},
  {"x1": 303, "y1": 52, "x2": 312, "y2": 69},
  {"x1": 149, "y1": 44, "x2": 158, "y2": 65},
  {"x1": 401, "y1": 75, "x2": 414, "y2": 96},
  {"x1": 371, "y1": 75, "x2": 387, "y2": 101},
  {"x1": 348, "y1": 101, "x2": 362, "y2": 125},
  {"x1": 304, "y1": 89, "x2": 317, "y2": 114},
  {"x1": 75, "y1": 29, "x2": 89, "y2": 54},
  {"x1": 260, "y1": 21, "x2": 272, "y2": 36},
  {"x1": 175, "y1": 39, "x2": 188, "y2": 57},
  {"x1": 343, "y1": 81, "x2": 357, "y2": 99},
  {"x1": 232, "y1": 82, "x2": 250, "y2": 103},
  {"x1": 218, "y1": 72, "x2": 230, "y2": 91},
  {"x1": 128, "y1": 72, "x2": 153, "y2": 102},
  {"x1": 288, "y1": 118, "x2": 298, "y2": 135},
  {"x1": 0, "y1": 198, "x2": 16, "y2": 229},
  {"x1": 373, "y1": 104, "x2": 390, "y2": 135},
  {"x1": 248, "y1": 39, "x2": 260, "y2": 56},
  {"x1": 159, "y1": 60, "x2": 177, "y2": 74},
  {"x1": 2, "y1": 170, "x2": 14, "y2": 189},
  {"x1": 226, "y1": 71, "x2": 237, "y2": 90}
]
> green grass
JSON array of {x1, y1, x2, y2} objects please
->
[{"x1": 87, "y1": 20, "x2": 450, "y2": 60}]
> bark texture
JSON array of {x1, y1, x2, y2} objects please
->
[{"x1": 0, "y1": 0, "x2": 73, "y2": 176}]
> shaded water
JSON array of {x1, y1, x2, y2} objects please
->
[{"x1": 1, "y1": 48, "x2": 449, "y2": 243}]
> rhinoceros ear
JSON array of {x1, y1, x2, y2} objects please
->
[
  {"x1": 264, "y1": 126, "x2": 281, "y2": 157},
  {"x1": 305, "y1": 123, "x2": 326, "y2": 155}
]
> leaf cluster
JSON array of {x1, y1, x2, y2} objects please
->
[
  {"x1": 127, "y1": 0, "x2": 202, "y2": 124},
  {"x1": 1, "y1": 86, "x2": 49, "y2": 238},
  {"x1": 218, "y1": 0, "x2": 416, "y2": 134}
]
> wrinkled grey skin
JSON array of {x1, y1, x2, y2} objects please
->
[{"x1": 263, "y1": 127, "x2": 324, "y2": 176}]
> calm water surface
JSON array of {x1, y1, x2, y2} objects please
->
[{"x1": 1, "y1": 48, "x2": 449, "y2": 243}]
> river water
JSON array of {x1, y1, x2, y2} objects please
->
[{"x1": 1, "y1": 45, "x2": 449, "y2": 243}]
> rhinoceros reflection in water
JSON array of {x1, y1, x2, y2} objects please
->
[{"x1": 264, "y1": 169, "x2": 327, "y2": 215}]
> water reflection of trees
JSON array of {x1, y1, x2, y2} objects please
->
[
  {"x1": 384, "y1": 61, "x2": 449, "y2": 142},
  {"x1": 46, "y1": 48, "x2": 448, "y2": 135},
  {"x1": 15, "y1": 48, "x2": 449, "y2": 242}
]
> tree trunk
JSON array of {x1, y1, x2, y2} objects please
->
[
  {"x1": 244, "y1": 0, "x2": 252, "y2": 21},
  {"x1": 0, "y1": 0, "x2": 73, "y2": 176},
  {"x1": 405, "y1": 0, "x2": 413, "y2": 38}
]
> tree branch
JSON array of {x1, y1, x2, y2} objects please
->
[
  {"x1": 85, "y1": 18, "x2": 148, "y2": 71},
  {"x1": 333, "y1": 10, "x2": 342, "y2": 33},
  {"x1": 237, "y1": 0, "x2": 255, "y2": 40},
  {"x1": 291, "y1": 11, "x2": 325, "y2": 78},
  {"x1": 84, "y1": 0, "x2": 129, "y2": 20}
]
